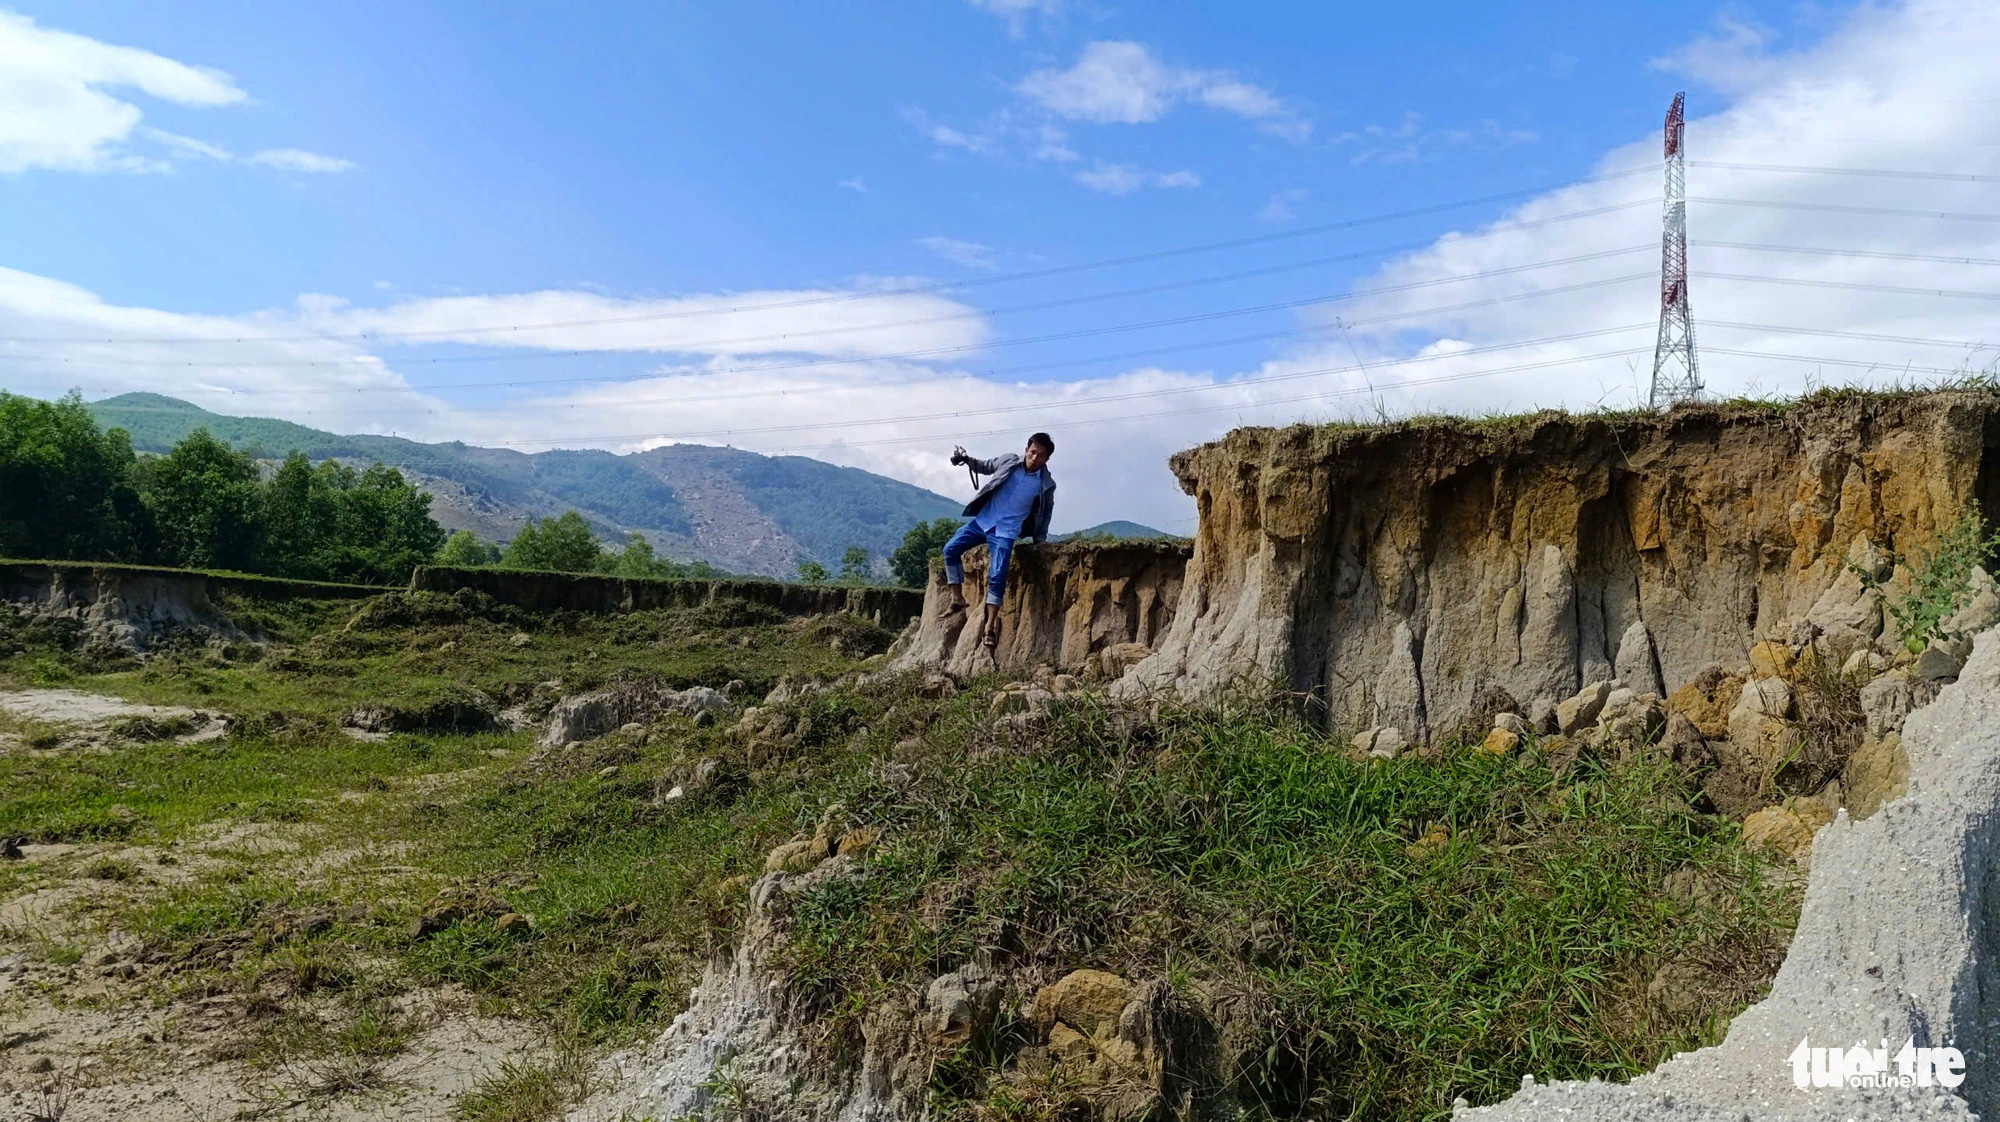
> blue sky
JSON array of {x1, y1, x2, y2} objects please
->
[{"x1": 3, "y1": 1, "x2": 1998, "y2": 533}]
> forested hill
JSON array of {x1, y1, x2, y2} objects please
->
[{"x1": 87, "y1": 393, "x2": 960, "y2": 578}]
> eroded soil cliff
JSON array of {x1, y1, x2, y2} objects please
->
[{"x1": 1122, "y1": 391, "x2": 2000, "y2": 741}]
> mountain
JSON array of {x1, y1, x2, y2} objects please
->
[
  {"x1": 86, "y1": 393, "x2": 961, "y2": 578},
  {"x1": 1057, "y1": 520, "x2": 1182, "y2": 541}
]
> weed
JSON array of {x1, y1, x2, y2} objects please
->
[
  {"x1": 80, "y1": 856, "x2": 137, "y2": 881},
  {"x1": 457, "y1": 1038, "x2": 595, "y2": 1122},
  {"x1": 1854, "y1": 511, "x2": 2000, "y2": 653}
]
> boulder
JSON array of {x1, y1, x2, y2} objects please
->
[
  {"x1": 1859, "y1": 670, "x2": 1916, "y2": 738},
  {"x1": 1613, "y1": 621, "x2": 1665, "y2": 698},
  {"x1": 1493, "y1": 712, "x2": 1530, "y2": 737},
  {"x1": 1478, "y1": 727, "x2": 1520, "y2": 756},
  {"x1": 541, "y1": 683, "x2": 732, "y2": 749},
  {"x1": 1840, "y1": 648, "x2": 1889, "y2": 679},
  {"x1": 1665, "y1": 669, "x2": 1743, "y2": 739},
  {"x1": 1099, "y1": 642, "x2": 1154, "y2": 680},
  {"x1": 1032, "y1": 969, "x2": 1136, "y2": 1039},
  {"x1": 1843, "y1": 732, "x2": 1909, "y2": 819},
  {"x1": 1747, "y1": 640, "x2": 1795, "y2": 680},
  {"x1": 1554, "y1": 681, "x2": 1613, "y2": 734},
  {"x1": 924, "y1": 963, "x2": 999, "y2": 1047},
  {"x1": 1916, "y1": 638, "x2": 1970, "y2": 682},
  {"x1": 1352, "y1": 726, "x2": 1408, "y2": 759},
  {"x1": 1725, "y1": 678, "x2": 1796, "y2": 773},
  {"x1": 1740, "y1": 800, "x2": 1834, "y2": 861}
]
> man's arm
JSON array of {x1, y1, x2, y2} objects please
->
[
  {"x1": 951, "y1": 445, "x2": 1000, "y2": 476},
  {"x1": 1028, "y1": 480, "x2": 1055, "y2": 542}
]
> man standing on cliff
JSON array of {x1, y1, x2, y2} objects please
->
[{"x1": 938, "y1": 432, "x2": 1056, "y2": 649}]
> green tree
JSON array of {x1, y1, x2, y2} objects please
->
[
  {"x1": 796, "y1": 558, "x2": 829, "y2": 584},
  {"x1": 888, "y1": 517, "x2": 960, "y2": 588},
  {"x1": 839, "y1": 544, "x2": 870, "y2": 584},
  {"x1": 436, "y1": 530, "x2": 501, "y2": 568},
  {"x1": 0, "y1": 391, "x2": 152, "y2": 562},
  {"x1": 259, "y1": 454, "x2": 443, "y2": 584},
  {"x1": 611, "y1": 532, "x2": 666, "y2": 578},
  {"x1": 502, "y1": 511, "x2": 604, "y2": 572},
  {"x1": 142, "y1": 428, "x2": 261, "y2": 571}
]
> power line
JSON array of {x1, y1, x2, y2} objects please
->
[
  {"x1": 347, "y1": 326, "x2": 1661, "y2": 448},
  {"x1": 746, "y1": 346, "x2": 1658, "y2": 456},
  {"x1": 1693, "y1": 241, "x2": 2000, "y2": 268},
  {"x1": 1, "y1": 168, "x2": 1661, "y2": 347},
  {"x1": 5, "y1": 217, "x2": 1659, "y2": 370},
  {"x1": 1691, "y1": 196, "x2": 2000, "y2": 222},
  {"x1": 35, "y1": 262, "x2": 1656, "y2": 412},
  {"x1": 85, "y1": 278, "x2": 1657, "y2": 422},
  {"x1": 1689, "y1": 160, "x2": 2000, "y2": 184},
  {"x1": 1693, "y1": 271, "x2": 2000, "y2": 300},
  {"x1": 1705, "y1": 320, "x2": 2000, "y2": 350}
]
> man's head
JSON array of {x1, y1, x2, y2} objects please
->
[{"x1": 1024, "y1": 432, "x2": 1054, "y2": 472}]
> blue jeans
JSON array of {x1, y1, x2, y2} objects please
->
[{"x1": 942, "y1": 522, "x2": 1016, "y2": 606}]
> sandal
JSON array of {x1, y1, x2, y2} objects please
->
[
  {"x1": 937, "y1": 599, "x2": 969, "y2": 621},
  {"x1": 981, "y1": 620, "x2": 1001, "y2": 649}
]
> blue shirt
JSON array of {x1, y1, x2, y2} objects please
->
[{"x1": 973, "y1": 465, "x2": 1043, "y2": 540}]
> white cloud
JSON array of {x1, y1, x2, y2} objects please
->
[
  {"x1": 1259, "y1": 187, "x2": 1308, "y2": 223},
  {"x1": 0, "y1": 11, "x2": 348, "y2": 176},
  {"x1": 1072, "y1": 162, "x2": 1200, "y2": 194},
  {"x1": 0, "y1": 10, "x2": 240, "y2": 173},
  {"x1": 1270, "y1": 0, "x2": 2000, "y2": 425},
  {"x1": 1334, "y1": 111, "x2": 1536, "y2": 165},
  {"x1": 18, "y1": 0, "x2": 1999, "y2": 536},
  {"x1": 1653, "y1": 15, "x2": 1784, "y2": 95},
  {"x1": 966, "y1": 0, "x2": 1064, "y2": 38},
  {"x1": 900, "y1": 107, "x2": 1000, "y2": 157},
  {"x1": 249, "y1": 148, "x2": 355, "y2": 173},
  {"x1": 917, "y1": 236, "x2": 999, "y2": 270},
  {"x1": 1017, "y1": 40, "x2": 1304, "y2": 137},
  {"x1": 838, "y1": 177, "x2": 868, "y2": 192}
]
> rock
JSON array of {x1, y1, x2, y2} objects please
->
[
  {"x1": 1725, "y1": 679, "x2": 1796, "y2": 773},
  {"x1": 1946, "y1": 583, "x2": 2000, "y2": 638},
  {"x1": 1478, "y1": 727, "x2": 1521, "y2": 756},
  {"x1": 764, "y1": 822, "x2": 837, "y2": 873},
  {"x1": 1614, "y1": 621, "x2": 1665, "y2": 698},
  {"x1": 495, "y1": 912, "x2": 532, "y2": 934},
  {"x1": 509, "y1": 632, "x2": 532, "y2": 647},
  {"x1": 1375, "y1": 622, "x2": 1426, "y2": 742},
  {"x1": 1602, "y1": 686, "x2": 1637, "y2": 714},
  {"x1": 1665, "y1": 669, "x2": 1743, "y2": 739},
  {"x1": 835, "y1": 827, "x2": 877, "y2": 857},
  {"x1": 1843, "y1": 732, "x2": 1909, "y2": 819},
  {"x1": 1445, "y1": 685, "x2": 1523, "y2": 745},
  {"x1": 1596, "y1": 693, "x2": 1665, "y2": 748},
  {"x1": 1747, "y1": 640, "x2": 1795, "y2": 680},
  {"x1": 1493, "y1": 712, "x2": 1530, "y2": 736},
  {"x1": 540, "y1": 683, "x2": 732, "y2": 749},
  {"x1": 924, "y1": 964, "x2": 999, "y2": 1047},
  {"x1": 1353, "y1": 726, "x2": 1407, "y2": 759},
  {"x1": 1051, "y1": 673, "x2": 1081, "y2": 697},
  {"x1": 1859, "y1": 670, "x2": 1916, "y2": 738},
  {"x1": 1657, "y1": 713, "x2": 1714, "y2": 772},
  {"x1": 1915, "y1": 642, "x2": 1966, "y2": 682},
  {"x1": 1032, "y1": 969, "x2": 1136, "y2": 1039},
  {"x1": 0, "y1": 837, "x2": 21, "y2": 860},
  {"x1": 1841, "y1": 648, "x2": 1889, "y2": 679},
  {"x1": 1554, "y1": 681, "x2": 1612, "y2": 734},
  {"x1": 919, "y1": 672, "x2": 959, "y2": 699},
  {"x1": 1740, "y1": 800, "x2": 1834, "y2": 860}
]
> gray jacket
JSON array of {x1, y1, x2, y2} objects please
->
[{"x1": 961, "y1": 452, "x2": 1056, "y2": 543}]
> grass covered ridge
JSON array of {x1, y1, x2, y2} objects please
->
[{"x1": 0, "y1": 589, "x2": 1799, "y2": 1121}]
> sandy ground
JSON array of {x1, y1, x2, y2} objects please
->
[{"x1": 0, "y1": 688, "x2": 553, "y2": 1121}]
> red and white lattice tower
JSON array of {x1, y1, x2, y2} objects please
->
[{"x1": 1649, "y1": 91, "x2": 1702, "y2": 409}]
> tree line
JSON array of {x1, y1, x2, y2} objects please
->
[{"x1": 3, "y1": 391, "x2": 961, "y2": 588}]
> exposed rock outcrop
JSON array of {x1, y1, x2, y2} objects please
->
[
  {"x1": 1119, "y1": 393, "x2": 2000, "y2": 745},
  {"x1": 2, "y1": 560, "x2": 380, "y2": 656},
  {"x1": 539, "y1": 682, "x2": 732, "y2": 749},
  {"x1": 413, "y1": 565, "x2": 922, "y2": 629},
  {"x1": 893, "y1": 540, "x2": 1189, "y2": 680},
  {"x1": 1460, "y1": 622, "x2": 2000, "y2": 1121}
]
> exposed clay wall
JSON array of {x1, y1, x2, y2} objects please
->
[
  {"x1": 411, "y1": 565, "x2": 923, "y2": 629},
  {"x1": 1121, "y1": 392, "x2": 2000, "y2": 741},
  {"x1": 893, "y1": 540, "x2": 1190, "y2": 679},
  {"x1": 1, "y1": 560, "x2": 384, "y2": 652}
]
